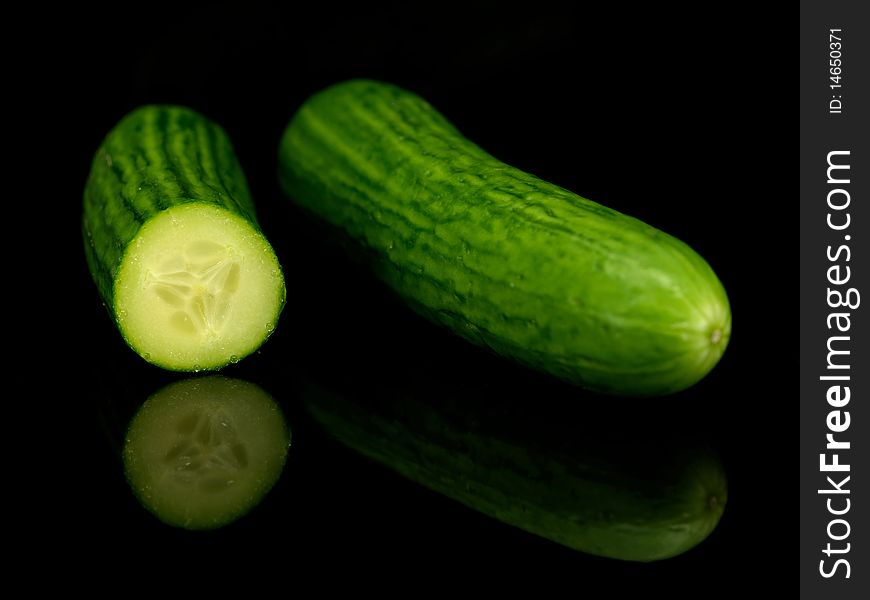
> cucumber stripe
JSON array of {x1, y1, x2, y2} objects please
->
[
  {"x1": 194, "y1": 121, "x2": 239, "y2": 218},
  {"x1": 207, "y1": 121, "x2": 256, "y2": 222}
]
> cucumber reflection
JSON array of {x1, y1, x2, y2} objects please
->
[
  {"x1": 300, "y1": 377, "x2": 726, "y2": 562},
  {"x1": 124, "y1": 376, "x2": 290, "y2": 531}
]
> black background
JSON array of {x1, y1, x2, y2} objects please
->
[{"x1": 29, "y1": 1, "x2": 793, "y2": 591}]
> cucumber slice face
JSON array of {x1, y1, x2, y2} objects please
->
[
  {"x1": 114, "y1": 203, "x2": 285, "y2": 372},
  {"x1": 123, "y1": 376, "x2": 290, "y2": 530}
]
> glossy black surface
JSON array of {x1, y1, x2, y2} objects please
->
[{"x1": 40, "y1": 2, "x2": 792, "y2": 589}]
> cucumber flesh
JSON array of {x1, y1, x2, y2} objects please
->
[
  {"x1": 115, "y1": 204, "x2": 283, "y2": 371},
  {"x1": 123, "y1": 376, "x2": 290, "y2": 530}
]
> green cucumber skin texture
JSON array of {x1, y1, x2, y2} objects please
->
[
  {"x1": 302, "y1": 380, "x2": 727, "y2": 562},
  {"x1": 83, "y1": 105, "x2": 258, "y2": 305},
  {"x1": 279, "y1": 80, "x2": 731, "y2": 396}
]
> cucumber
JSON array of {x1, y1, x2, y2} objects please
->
[
  {"x1": 278, "y1": 80, "x2": 731, "y2": 395},
  {"x1": 83, "y1": 105, "x2": 285, "y2": 371},
  {"x1": 123, "y1": 376, "x2": 290, "y2": 530},
  {"x1": 299, "y1": 372, "x2": 727, "y2": 561}
]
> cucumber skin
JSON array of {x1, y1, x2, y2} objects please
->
[
  {"x1": 82, "y1": 105, "x2": 282, "y2": 368},
  {"x1": 301, "y1": 378, "x2": 727, "y2": 562},
  {"x1": 278, "y1": 80, "x2": 731, "y2": 396}
]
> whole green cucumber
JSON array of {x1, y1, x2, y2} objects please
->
[
  {"x1": 83, "y1": 106, "x2": 286, "y2": 371},
  {"x1": 278, "y1": 80, "x2": 731, "y2": 395}
]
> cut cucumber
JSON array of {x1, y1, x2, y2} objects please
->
[
  {"x1": 123, "y1": 376, "x2": 290, "y2": 530},
  {"x1": 83, "y1": 105, "x2": 285, "y2": 371}
]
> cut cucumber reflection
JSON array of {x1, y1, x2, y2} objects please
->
[
  {"x1": 301, "y1": 380, "x2": 726, "y2": 562},
  {"x1": 123, "y1": 376, "x2": 290, "y2": 530}
]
